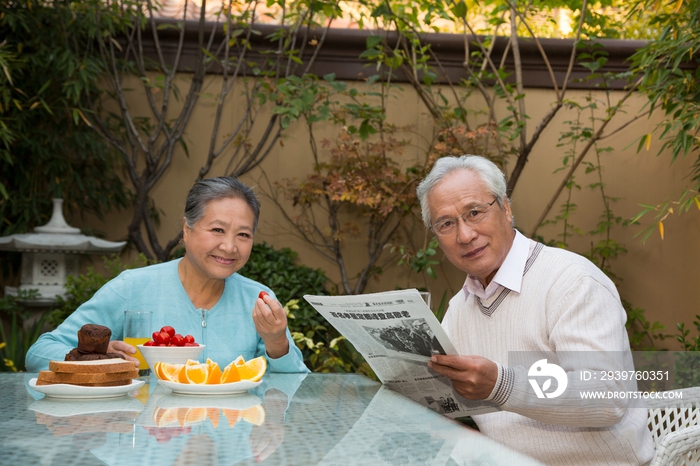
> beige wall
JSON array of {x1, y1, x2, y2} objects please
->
[{"x1": 77, "y1": 75, "x2": 699, "y2": 349}]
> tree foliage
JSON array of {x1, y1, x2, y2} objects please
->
[
  {"x1": 239, "y1": 242, "x2": 371, "y2": 374},
  {"x1": 628, "y1": 0, "x2": 700, "y2": 239},
  {"x1": 75, "y1": 0, "x2": 353, "y2": 261},
  {"x1": 269, "y1": 130, "x2": 423, "y2": 295},
  {"x1": 258, "y1": 0, "x2": 655, "y2": 299},
  {"x1": 0, "y1": 1, "x2": 128, "y2": 237}
]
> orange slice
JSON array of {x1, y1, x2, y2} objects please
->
[
  {"x1": 237, "y1": 356, "x2": 267, "y2": 382},
  {"x1": 152, "y1": 406, "x2": 165, "y2": 425},
  {"x1": 184, "y1": 407, "x2": 207, "y2": 425},
  {"x1": 222, "y1": 409, "x2": 240, "y2": 428},
  {"x1": 184, "y1": 363, "x2": 208, "y2": 384},
  {"x1": 178, "y1": 365, "x2": 190, "y2": 384},
  {"x1": 154, "y1": 407, "x2": 179, "y2": 427},
  {"x1": 221, "y1": 362, "x2": 241, "y2": 384},
  {"x1": 207, "y1": 407, "x2": 220, "y2": 428},
  {"x1": 157, "y1": 363, "x2": 184, "y2": 382},
  {"x1": 176, "y1": 407, "x2": 189, "y2": 427},
  {"x1": 241, "y1": 405, "x2": 266, "y2": 426},
  {"x1": 206, "y1": 358, "x2": 221, "y2": 385},
  {"x1": 233, "y1": 355, "x2": 245, "y2": 366}
]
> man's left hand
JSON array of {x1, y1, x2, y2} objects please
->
[{"x1": 428, "y1": 354, "x2": 498, "y2": 400}]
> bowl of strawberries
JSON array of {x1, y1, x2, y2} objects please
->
[{"x1": 137, "y1": 326, "x2": 205, "y2": 370}]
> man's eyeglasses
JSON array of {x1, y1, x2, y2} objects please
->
[{"x1": 429, "y1": 198, "x2": 498, "y2": 237}]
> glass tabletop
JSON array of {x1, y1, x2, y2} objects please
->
[{"x1": 0, "y1": 372, "x2": 543, "y2": 465}]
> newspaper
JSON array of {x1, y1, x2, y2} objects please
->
[{"x1": 303, "y1": 289, "x2": 497, "y2": 418}]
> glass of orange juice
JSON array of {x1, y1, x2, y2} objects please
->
[{"x1": 124, "y1": 310, "x2": 153, "y2": 376}]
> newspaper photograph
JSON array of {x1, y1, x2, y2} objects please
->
[{"x1": 303, "y1": 289, "x2": 498, "y2": 418}]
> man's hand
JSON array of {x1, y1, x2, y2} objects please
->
[
  {"x1": 253, "y1": 293, "x2": 290, "y2": 359},
  {"x1": 107, "y1": 340, "x2": 140, "y2": 367},
  {"x1": 428, "y1": 354, "x2": 498, "y2": 400}
]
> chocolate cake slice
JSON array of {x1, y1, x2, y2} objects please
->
[
  {"x1": 65, "y1": 348, "x2": 125, "y2": 362},
  {"x1": 77, "y1": 324, "x2": 111, "y2": 354}
]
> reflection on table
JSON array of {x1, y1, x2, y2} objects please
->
[{"x1": 0, "y1": 372, "x2": 543, "y2": 465}]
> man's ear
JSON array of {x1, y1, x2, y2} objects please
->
[{"x1": 503, "y1": 197, "x2": 514, "y2": 224}]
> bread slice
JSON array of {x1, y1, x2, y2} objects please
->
[
  {"x1": 35, "y1": 378, "x2": 133, "y2": 387},
  {"x1": 38, "y1": 369, "x2": 138, "y2": 385},
  {"x1": 49, "y1": 358, "x2": 135, "y2": 374}
]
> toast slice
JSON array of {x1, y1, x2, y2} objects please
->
[
  {"x1": 38, "y1": 369, "x2": 138, "y2": 385},
  {"x1": 49, "y1": 358, "x2": 135, "y2": 374},
  {"x1": 35, "y1": 378, "x2": 134, "y2": 387}
]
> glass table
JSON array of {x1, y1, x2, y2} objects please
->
[{"x1": 0, "y1": 372, "x2": 543, "y2": 465}]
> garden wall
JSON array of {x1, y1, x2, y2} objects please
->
[{"x1": 75, "y1": 70, "x2": 699, "y2": 349}]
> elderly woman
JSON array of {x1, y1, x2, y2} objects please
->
[{"x1": 26, "y1": 177, "x2": 308, "y2": 373}]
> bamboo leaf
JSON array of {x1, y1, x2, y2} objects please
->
[
  {"x1": 75, "y1": 108, "x2": 92, "y2": 127},
  {"x1": 2, "y1": 64, "x2": 12, "y2": 86},
  {"x1": 658, "y1": 221, "x2": 665, "y2": 240},
  {"x1": 110, "y1": 37, "x2": 123, "y2": 52},
  {"x1": 645, "y1": 133, "x2": 652, "y2": 151}
]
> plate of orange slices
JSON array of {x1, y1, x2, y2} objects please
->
[{"x1": 153, "y1": 356, "x2": 266, "y2": 395}]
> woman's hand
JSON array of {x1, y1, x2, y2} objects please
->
[
  {"x1": 108, "y1": 340, "x2": 140, "y2": 368},
  {"x1": 253, "y1": 293, "x2": 290, "y2": 359},
  {"x1": 250, "y1": 388, "x2": 287, "y2": 461}
]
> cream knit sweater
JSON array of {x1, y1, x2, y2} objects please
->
[{"x1": 442, "y1": 238, "x2": 655, "y2": 465}]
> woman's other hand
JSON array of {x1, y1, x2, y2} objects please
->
[
  {"x1": 108, "y1": 340, "x2": 140, "y2": 368},
  {"x1": 253, "y1": 293, "x2": 290, "y2": 359}
]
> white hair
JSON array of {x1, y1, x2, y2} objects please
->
[{"x1": 416, "y1": 155, "x2": 510, "y2": 227}]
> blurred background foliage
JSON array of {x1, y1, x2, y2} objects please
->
[{"x1": 0, "y1": 1, "x2": 128, "y2": 237}]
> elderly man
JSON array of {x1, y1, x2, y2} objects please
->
[{"x1": 417, "y1": 155, "x2": 654, "y2": 465}]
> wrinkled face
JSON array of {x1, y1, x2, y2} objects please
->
[
  {"x1": 182, "y1": 197, "x2": 255, "y2": 281},
  {"x1": 426, "y1": 169, "x2": 515, "y2": 286}
]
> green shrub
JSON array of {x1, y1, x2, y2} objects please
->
[
  {"x1": 673, "y1": 316, "x2": 700, "y2": 388},
  {"x1": 240, "y1": 242, "x2": 329, "y2": 328},
  {"x1": 240, "y1": 242, "x2": 373, "y2": 376},
  {"x1": 48, "y1": 254, "x2": 150, "y2": 328},
  {"x1": 0, "y1": 290, "x2": 46, "y2": 372}
]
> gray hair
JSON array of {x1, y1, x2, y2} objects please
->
[
  {"x1": 184, "y1": 177, "x2": 261, "y2": 232},
  {"x1": 416, "y1": 155, "x2": 509, "y2": 227}
]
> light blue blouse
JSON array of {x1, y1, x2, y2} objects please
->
[{"x1": 25, "y1": 258, "x2": 309, "y2": 373}]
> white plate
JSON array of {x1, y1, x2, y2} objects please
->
[
  {"x1": 29, "y1": 378, "x2": 145, "y2": 399},
  {"x1": 157, "y1": 393, "x2": 261, "y2": 410},
  {"x1": 28, "y1": 396, "x2": 144, "y2": 417},
  {"x1": 158, "y1": 379, "x2": 261, "y2": 395}
]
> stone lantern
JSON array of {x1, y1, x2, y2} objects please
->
[{"x1": 0, "y1": 199, "x2": 126, "y2": 305}]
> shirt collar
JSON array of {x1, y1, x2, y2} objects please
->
[{"x1": 463, "y1": 230, "x2": 529, "y2": 300}]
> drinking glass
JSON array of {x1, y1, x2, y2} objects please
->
[{"x1": 124, "y1": 311, "x2": 153, "y2": 375}]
